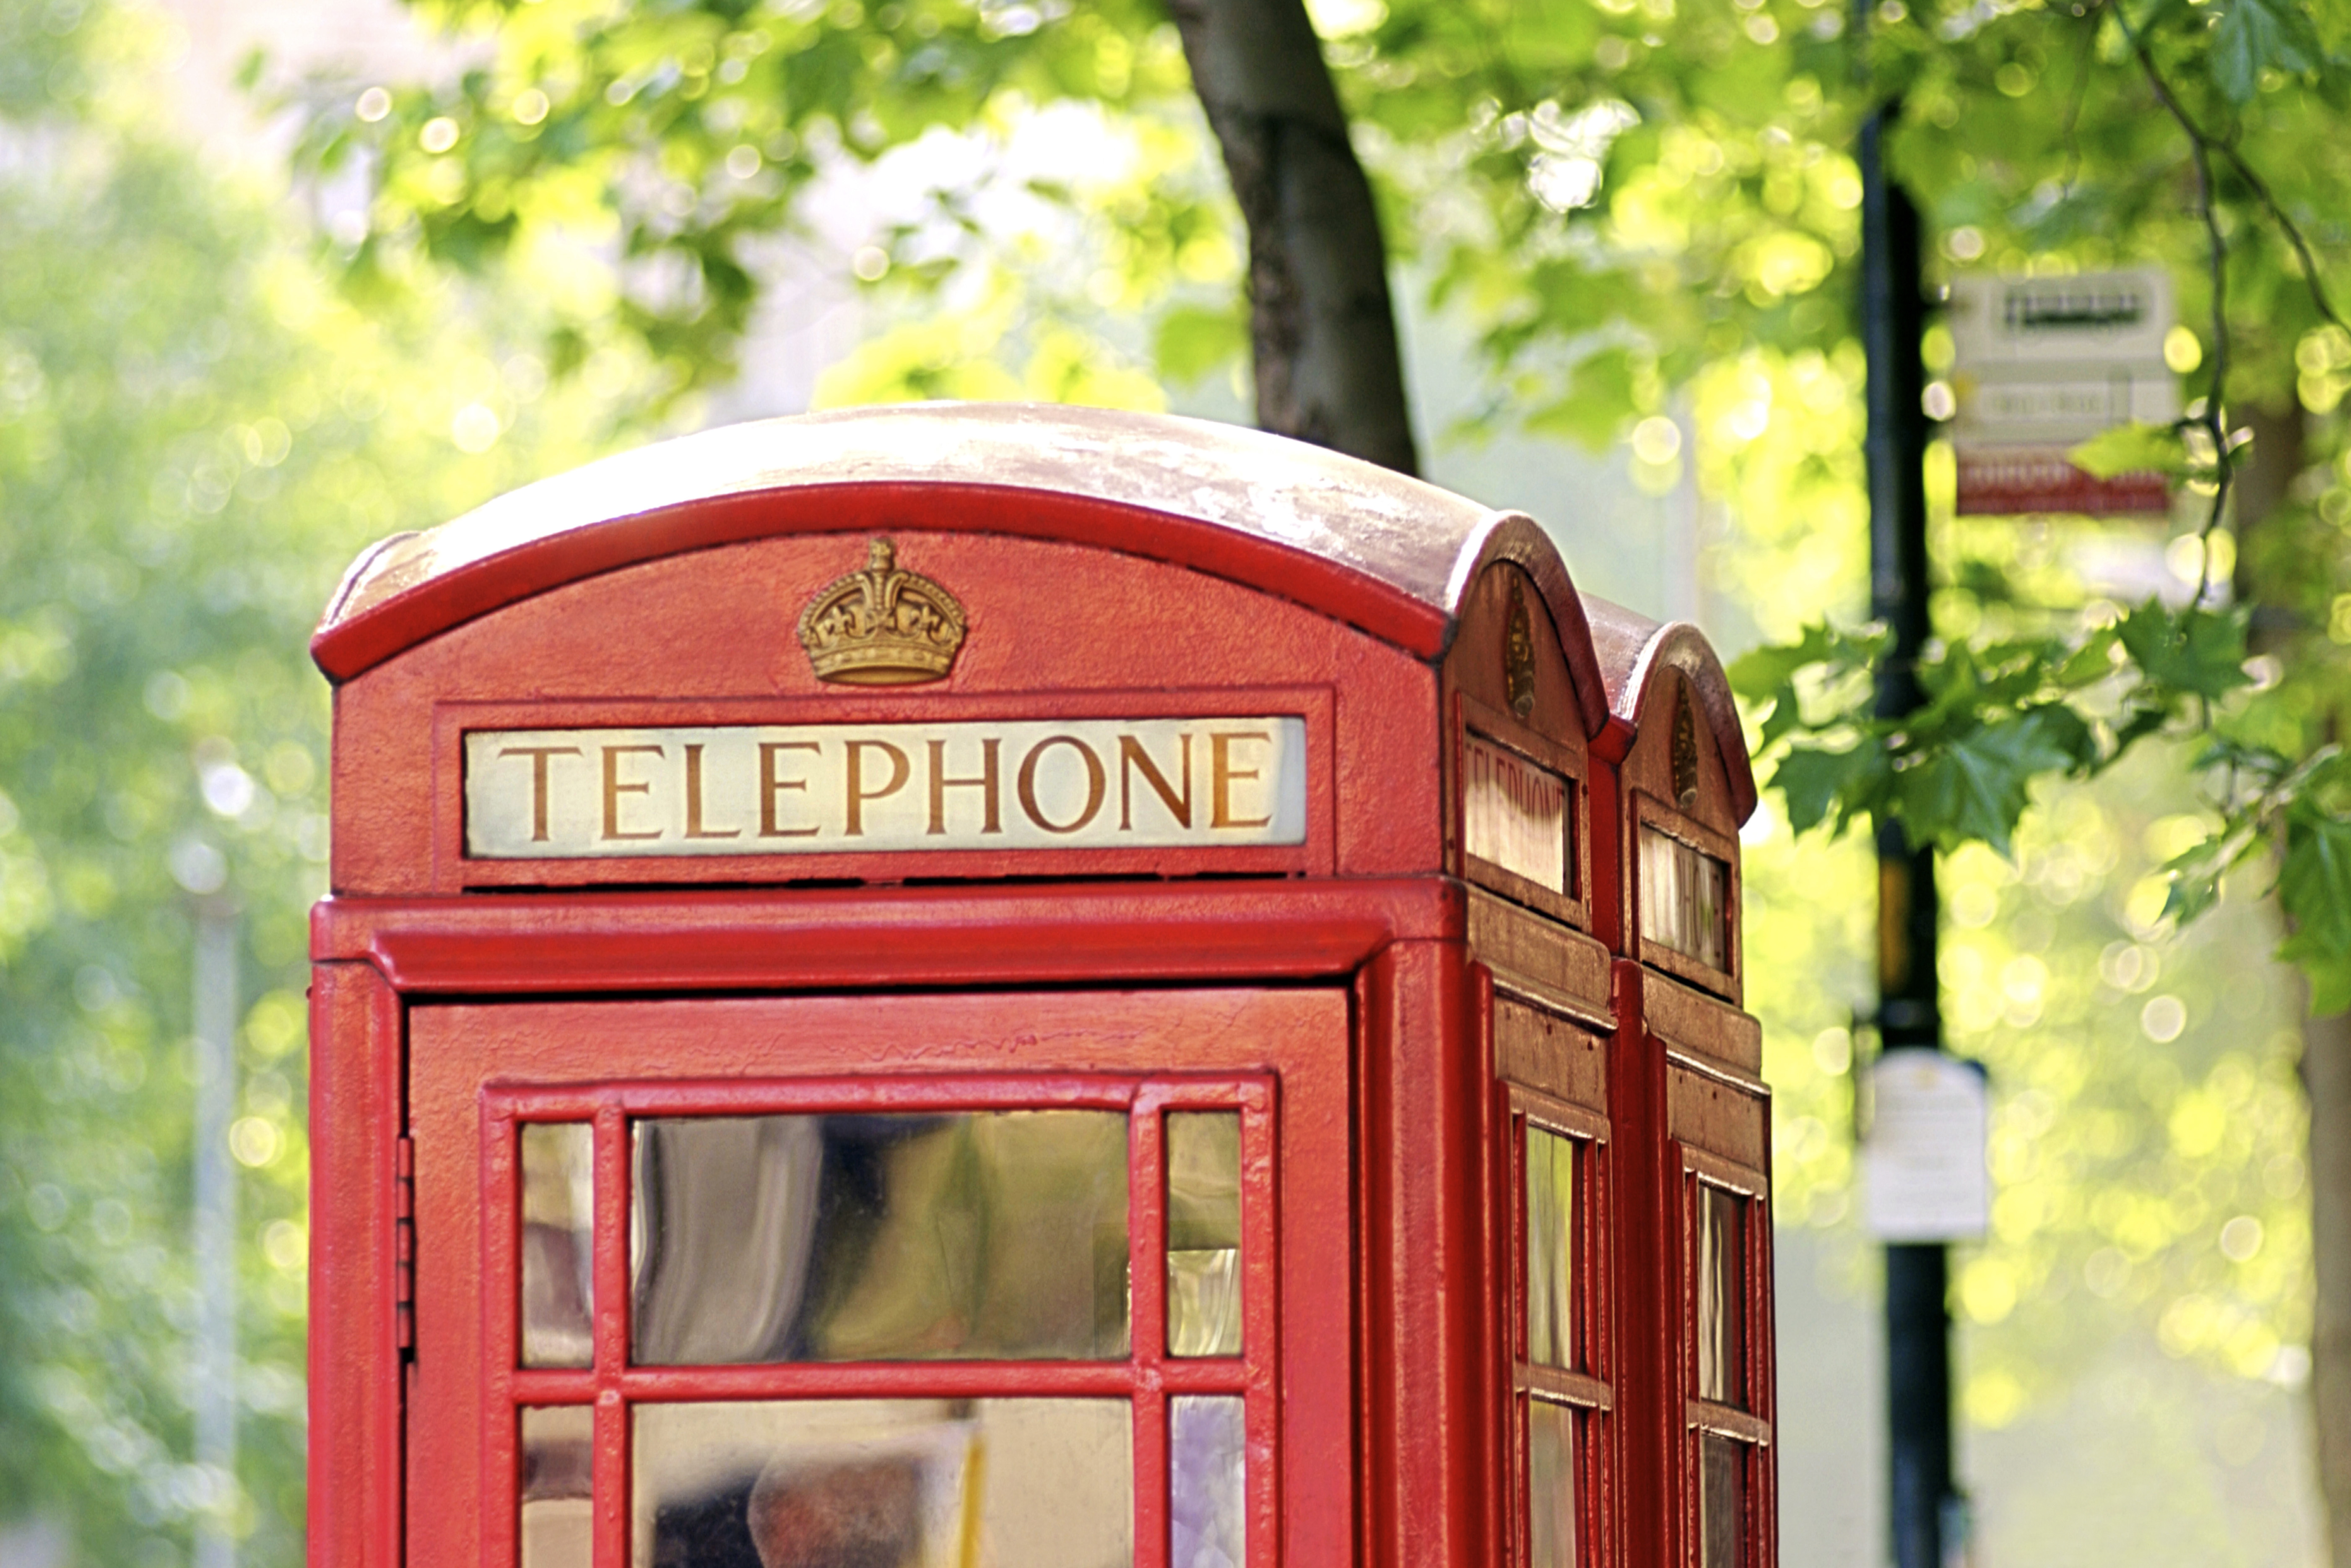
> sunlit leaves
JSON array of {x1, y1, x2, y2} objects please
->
[
  {"x1": 284, "y1": 0, "x2": 1196, "y2": 416},
  {"x1": 808, "y1": 291, "x2": 1166, "y2": 410},
  {"x1": 2070, "y1": 421, "x2": 2193, "y2": 481},
  {"x1": 2116, "y1": 600, "x2": 2254, "y2": 701},
  {"x1": 2154, "y1": 745, "x2": 2351, "y2": 1010},
  {"x1": 1152, "y1": 300, "x2": 1247, "y2": 386},
  {"x1": 2278, "y1": 813, "x2": 2351, "y2": 1009},
  {"x1": 1772, "y1": 737, "x2": 1888, "y2": 834},
  {"x1": 1899, "y1": 706, "x2": 2093, "y2": 855},
  {"x1": 1932, "y1": 775, "x2": 2316, "y2": 1412},
  {"x1": 1736, "y1": 600, "x2": 2257, "y2": 859}
]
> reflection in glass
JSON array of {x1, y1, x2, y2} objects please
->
[
  {"x1": 1167, "y1": 1112, "x2": 1242, "y2": 1358},
  {"x1": 1525, "y1": 1127, "x2": 1574, "y2": 1369},
  {"x1": 1699, "y1": 1433, "x2": 1745, "y2": 1568},
  {"x1": 632, "y1": 1399, "x2": 1132, "y2": 1568},
  {"x1": 1170, "y1": 1396, "x2": 1244, "y2": 1568},
  {"x1": 632, "y1": 1112, "x2": 1130, "y2": 1366},
  {"x1": 1464, "y1": 734, "x2": 1569, "y2": 895},
  {"x1": 1639, "y1": 826, "x2": 1730, "y2": 971},
  {"x1": 1696, "y1": 1186, "x2": 1746, "y2": 1407},
  {"x1": 521, "y1": 1404, "x2": 593, "y2": 1568},
  {"x1": 1527, "y1": 1399, "x2": 1577, "y2": 1568},
  {"x1": 522, "y1": 1123, "x2": 595, "y2": 1368}
]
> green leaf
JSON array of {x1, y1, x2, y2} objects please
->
[
  {"x1": 1728, "y1": 626, "x2": 1829, "y2": 698},
  {"x1": 2278, "y1": 814, "x2": 2351, "y2": 969},
  {"x1": 1895, "y1": 707, "x2": 2089, "y2": 855},
  {"x1": 2115, "y1": 601, "x2": 2252, "y2": 700},
  {"x1": 1726, "y1": 620, "x2": 1882, "y2": 695},
  {"x1": 2161, "y1": 826, "x2": 2255, "y2": 926},
  {"x1": 2164, "y1": 864, "x2": 2226, "y2": 927},
  {"x1": 1728, "y1": 621, "x2": 1878, "y2": 751},
  {"x1": 2068, "y1": 422, "x2": 2189, "y2": 479},
  {"x1": 2211, "y1": 0, "x2": 2323, "y2": 103},
  {"x1": 2281, "y1": 815, "x2": 2351, "y2": 1015},
  {"x1": 2304, "y1": 963, "x2": 2351, "y2": 1018},
  {"x1": 2119, "y1": 0, "x2": 2193, "y2": 31},
  {"x1": 1950, "y1": 557, "x2": 2019, "y2": 607},
  {"x1": 1770, "y1": 739, "x2": 1888, "y2": 836},
  {"x1": 2054, "y1": 626, "x2": 2120, "y2": 688}
]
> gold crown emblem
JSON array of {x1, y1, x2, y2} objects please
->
[{"x1": 798, "y1": 537, "x2": 967, "y2": 685}]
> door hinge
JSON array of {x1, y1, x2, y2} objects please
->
[{"x1": 394, "y1": 1135, "x2": 416, "y2": 1355}]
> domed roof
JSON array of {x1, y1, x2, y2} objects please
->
[{"x1": 313, "y1": 400, "x2": 1746, "y2": 803}]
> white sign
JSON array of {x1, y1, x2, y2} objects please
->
[
  {"x1": 464, "y1": 717, "x2": 1309, "y2": 859},
  {"x1": 1948, "y1": 269, "x2": 2179, "y2": 517},
  {"x1": 1864, "y1": 1049, "x2": 1990, "y2": 1242},
  {"x1": 1949, "y1": 270, "x2": 2172, "y2": 371}
]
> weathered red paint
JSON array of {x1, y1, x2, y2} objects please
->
[
  {"x1": 308, "y1": 404, "x2": 1773, "y2": 1568},
  {"x1": 306, "y1": 961, "x2": 405, "y2": 1568},
  {"x1": 409, "y1": 994, "x2": 1339, "y2": 1568}
]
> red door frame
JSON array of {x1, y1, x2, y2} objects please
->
[
  {"x1": 424, "y1": 1006, "x2": 1304, "y2": 1568},
  {"x1": 309, "y1": 877, "x2": 1482, "y2": 1568}
]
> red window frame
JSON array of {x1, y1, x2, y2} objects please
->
[
  {"x1": 1631, "y1": 797, "x2": 1743, "y2": 1001},
  {"x1": 1453, "y1": 691, "x2": 1593, "y2": 932},
  {"x1": 1680, "y1": 1150, "x2": 1772, "y2": 1568},
  {"x1": 1504, "y1": 1084, "x2": 1613, "y2": 1568},
  {"x1": 480, "y1": 1071, "x2": 1278, "y2": 1568}
]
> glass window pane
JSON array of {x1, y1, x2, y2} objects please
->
[
  {"x1": 1525, "y1": 1127, "x2": 1575, "y2": 1369},
  {"x1": 1699, "y1": 1433, "x2": 1746, "y2": 1568},
  {"x1": 521, "y1": 1405, "x2": 593, "y2": 1568},
  {"x1": 631, "y1": 1398, "x2": 1132, "y2": 1568},
  {"x1": 521, "y1": 1123, "x2": 594, "y2": 1369},
  {"x1": 1171, "y1": 1395, "x2": 1245, "y2": 1568},
  {"x1": 1696, "y1": 1186, "x2": 1746, "y2": 1408},
  {"x1": 632, "y1": 1112, "x2": 1130, "y2": 1365},
  {"x1": 1167, "y1": 1112, "x2": 1242, "y2": 1358},
  {"x1": 1465, "y1": 734, "x2": 1570, "y2": 895},
  {"x1": 1639, "y1": 826, "x2": 1730, "y2": 971},
  {"x1": 1527, "y1": 1398, "x2": 1577, "y2": 1568}
]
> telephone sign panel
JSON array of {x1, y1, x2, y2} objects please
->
[
  {"x1": 308, "y1": 404, "x2": 1772, "y2": 1568},
  {"x1": 462, "y1": 717, "x2": 1309, "y2": 858}
]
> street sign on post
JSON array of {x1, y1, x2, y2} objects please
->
[
  {"x1": 1864, "y1": 1049, "x2": 1991, "y2": 1243},
  {"x1": 1949, "y1": 269, "x2": 2180, "y2": 517}
]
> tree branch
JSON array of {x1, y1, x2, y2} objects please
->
[
  {"x1": 2059, "y1": 0, "x2": 2105, "y2": 199},
  {"x1": 2212, "y1": 140, "x2": 2351, "y2": 337},
  {"x1": 2113, "y1": 11, "x2": 2234, "y2": 597}
]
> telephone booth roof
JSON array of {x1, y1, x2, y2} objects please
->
[
  {"x1": 312, "y1": 400, "x2": 1752, "y2": 817},
  {"x1": 315, "y1": 400, "x2": 1614, "y2": 686}
]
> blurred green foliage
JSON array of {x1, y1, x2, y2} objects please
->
[
  {"x1": 1740, "y1": 474, "x2": 2320, "y2": 1511},
  {"x1": 278, "y1": 0, "x2": 1228, "y2": 415},
  {"x1": 0, "y1": 2, "x2": 625, "y2": 1558},
  {"x1": 0, "y1": 0, "x2": 2345, "y2": 1555},
  {"x1": 296, "y1": 0, "x2": 2344, "y2": 1533},
  {"x1": 296, "y1": 0, "x2": 2351, "y2": 993},
  {"x1": 1754, "y1": 747, "x2": 2315, "y2": 1420}
]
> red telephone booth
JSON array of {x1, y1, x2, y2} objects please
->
[{"x1": 307, "y1": 404, "x2": 1772, "y2": 1568}]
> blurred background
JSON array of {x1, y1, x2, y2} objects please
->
[{"x1": 0, "y1": 0, "x2": 2333, "y2": 1563}]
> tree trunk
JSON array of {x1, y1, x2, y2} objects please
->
[
  {"x1": 1165, "y1": 0, "x2": 1419, "y2": 475},
  {"x1": 2233, "y1": 402, "x2": 2351, "y2": 1566},
  {"x1": 2309, "y1": 1002, "x2": 2351, "y2": 1568}
]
